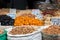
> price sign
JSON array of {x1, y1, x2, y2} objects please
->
[
  {"x1": 9, "y1": 9, "x2": 16, "y2": 14},
  {"x1": 32, "y1": 9, "x2": 43, "y2": 19},
  {"x1": 51, "y1": 17, "x2": 60, "y2": 25},
  {"x1": 7, "y1": 14, "x2": 16, "y2": 19},
  {"x1": 7, "y1": 9, "x2": 16, "y2": 19}
]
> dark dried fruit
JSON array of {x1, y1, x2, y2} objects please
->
[
  {"x1": 42, "y1": 9, "x2": 58, "y2": 16},
  {"x1": 0, "y1": 15, "x2": 14, "y2": 26}
]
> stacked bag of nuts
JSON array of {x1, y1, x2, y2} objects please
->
[
  {"x1": 41, "y1": 25, "x2": 60, "y2": 40},
  {"x1": 7, "y1": 25, "x2": 42, "y2": 40}
]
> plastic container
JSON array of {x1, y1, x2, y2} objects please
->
[
  {"x1": 0, "y1": 30, "x2": 7, "y2": 40},
  {"x1": 7, "y1": 26, "x2": 42, "y2": 40}
]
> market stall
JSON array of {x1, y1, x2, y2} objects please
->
[
  {"x1": 0, "y1": 0, "x2": 60, "y2": 40},
  {"x1": 0, "y1": 8, "x2": 60, "y2": 40}
]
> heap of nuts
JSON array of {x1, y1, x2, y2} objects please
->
[
  {"x1": 55, "y1": 9, "x2": 60, "y2": 17},
  {"x1": 9, "y1": 26, "x2": 35, "y2": 35},
  {"x1": 42, "y1": 9, "x2": 58, "y2": 16},
  {"x1": 0, "y1": 29, "x2": 3, "y2": 34},
  {"x1": 19, "y1": 13, "x2": 35, "y2": 18},
  {"x1": 42, "y1": 25, "x2": 60, "y2": 35},
  {"x1": 0, "y1": 9, "x2": 9, "y2": 15},
  {"x1": 14, "y1": 16, "x2": 44, "y2": 26},
  {"x1": 16, "y1": 10, "x2": 33, "y2": 17}
]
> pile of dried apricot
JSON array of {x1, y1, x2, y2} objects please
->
[{"x1": 14, "y1": 16, "x2": 44, "y2": 26}]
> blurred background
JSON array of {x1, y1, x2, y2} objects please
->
[{"x1": 0, "y1": 0, "x2": 60, "y2": 9}]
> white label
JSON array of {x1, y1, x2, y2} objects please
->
[
  {"x1": 51, "y1": 17, "x2": 60, "y2": 25},
  {"x1": 9, "y1": 9, "x2": 16, "y2": 14},
  {"x1": 7, "y1": 14, "x2": 16, "y2": 19},
  {"x1": 7, "y1": 9, "x2": 16, "y2": 19},
  {"x1": 32, "y1": 9, "x2": 43, "y2": 19}
]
